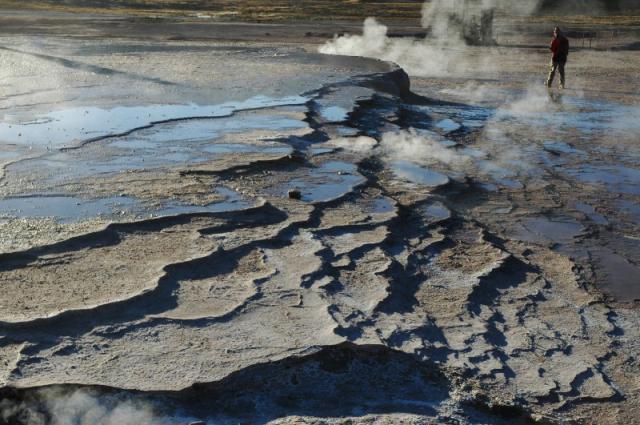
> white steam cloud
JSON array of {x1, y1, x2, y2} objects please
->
[
  {"x1": 319, "y1": 18, "x2": 470, "y2": 77},
  {"x1": 320, "y1": 0, "x2": 543, "y2": 78},
  {"x1": 380, "y1": 129, "x2": 471, "y2": 167},
  {"x1": 329, "y1": 84, "x2": 571, "y2": 186},
  {"x1": 330, "y1": 130, "x2": 471, "y2": 168},
  {"x1": 0, "y1": 389, "x2": 198, "y2": 425}
]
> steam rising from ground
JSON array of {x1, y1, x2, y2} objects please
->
[
  {"x1": 330, "y1": 83, "x2": 586, "y2": 185},
  {"x1": 330, "y1": 135, "x2": 378, "y2": 153},
  {"x1": 380, "y1": 129, "x2": 470, "y2": 167},
  {"x1": 0, "y1": 389, "x2": 193, "y2": 425},
  {"x1": 378, "y1": 127, "x2": 528, "y2": 180},
  {"x1": 319, "y1": 18, "x2": 471, "y2": 77},
  {"x1": 331, "y1": 131, "x2": 471, "y2": 167},
  {"x1": 421, "y1": 0, "x2": 540, "y2": 40},
  {"x1": 319, "y1": 0, "x2": 543, "y2": 77}
]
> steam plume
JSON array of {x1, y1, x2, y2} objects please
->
[
  {"x1": 0, "y1": 388, "x2": 197, "y2": 425},
  {"x1": 320, "y1": 0, "x2": 544, "y2": 77}
]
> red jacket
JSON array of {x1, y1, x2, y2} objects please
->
[{"x1": 550, "y1": 35, "x2": 570, "y2": 62}]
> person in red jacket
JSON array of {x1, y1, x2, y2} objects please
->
[{"x1": 546, "y1": 26, "x2": 570, "y2": 89}]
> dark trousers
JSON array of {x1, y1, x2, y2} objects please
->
[{"x1": 546, "y1": 59, "x2": 566, "y2": 87}]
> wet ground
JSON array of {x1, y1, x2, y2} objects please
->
[{"x1": 0, "y1": 18, "x2": 639, "y2": 425}]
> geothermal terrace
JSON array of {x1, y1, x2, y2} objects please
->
[{"x1": 0, "y1": 8, "x2": 639, "y2": 425}]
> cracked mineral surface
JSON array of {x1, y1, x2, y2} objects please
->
[{"x1": 0, "y1": 11, "x2": 639, "y2": 425}]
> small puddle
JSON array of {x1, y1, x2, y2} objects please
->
[
  {"x1": 323, "y1": 125, "x2": 361, "y2": 138},
  {"x1": 566, "y1": 165, "x2": 640, "y2": 195},
  {"x1": 574, "y1": 202, "x2": 608, "y2": 225},
  {"x1": 336, "y1": 126, "x2": 360, "y2": 137},
  {"x1": 439, "y1": 140, "x2": 458, "y2": 148},
  {"x1": 479, "y1": 182, "x2": 499, "y2": 192},
  {"x1": 313, "y1": 86, "x2": 375, "y2": 125},
  {"x1": 0, "y1": 195, "x2": 136, "y2": 224},
  {"x1": 617, "y1": 200, "x2": 640, "y2": 225},
  {"x1": 543, "y1": 140, "x2": 587, "y2": 156},
  {"x1": 463, "y1": 119, "x2": 485, "y2": 128},
  {"x1": 369, "y1": 197, "x2": 396, "y2": 214},
  {"x1": 423, "y1": 104, "x2": 493, "y2": 126},
  {"x1": 201, "y1": 143, "x2": 292, "y2": 155},
  {"x1": 423, "y1": 201, "x2": 451, "y2": 224},
  {"x1": 491, "y1": 206, "x2": 513, "y2": 214},
  {"x1": 494, "y1": 178, "x2": 523, "y2": 189},
  {"x1": 590, "y1": 248, "x2": 640, "y2": 302},
  {"x1": 475, "y1": 160, "x2": 523, "y2": 189},
  {"x1": 310, "y1": 147, "x2": 336, "y2": 156},
  {"x1": 286, "y1": 161, "x2": 365, "y2": 203},
  {"x1": 512, "y1": 216, "x2": 584, "y2": 245},
  {"x1": 435, "y1": 119, "x2": 461, "y2": 134},
  {"x1": 391, "y1": 161, "x2": 449, "y2": 188},
  {"x1": 0, "y1": 187, "x2": 253, "y2": 223},
  {"x1": 153, "y1": 187, "x2": 253, "y2": 216},
  {"x1": 319, "y1": 106, "x2": 350, "y2": 123}
]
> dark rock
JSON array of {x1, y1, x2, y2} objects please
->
[{"x1": 288, "y1": 189, "x2": 302, "y2": 200}]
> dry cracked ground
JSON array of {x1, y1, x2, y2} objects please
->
[{"x1": 0, "y1": 18, "x2": 639, "y2": 425}]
